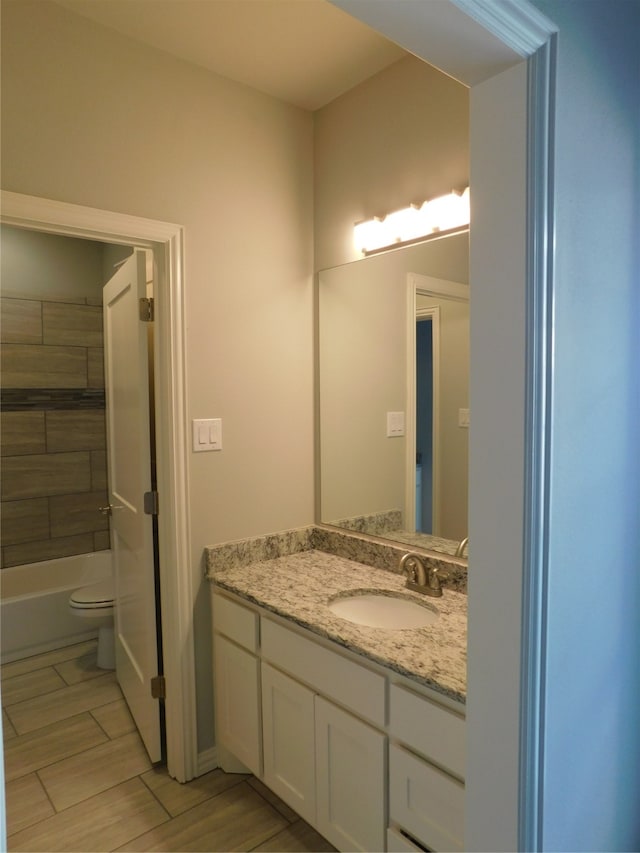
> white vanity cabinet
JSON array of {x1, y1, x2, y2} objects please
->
[
  {"x1": 212, "y1": 595, "x2": 262, "y2": 776},
  {"x1": 315, "y1": 694, "x2": 386, "y2": 851},
  {"x1": 212, "y1": 587, "x2": 465, "y2": 853},
  {"x1": 260, "y1": 613, "x2": 386, "y2": 852},
  {"x1": 261, "y1": 662, "x2": 316, "y2": 825},
  {"x1": 388, "y1": 685, "x2": 465, "y2": 852}
]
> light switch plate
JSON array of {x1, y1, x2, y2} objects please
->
[
  {"x1": 192, "y1": 418, "x2": 222, "y2": 452},
  {"x1": 458, "y1": 408, "x2": 470, "y2": 428}
]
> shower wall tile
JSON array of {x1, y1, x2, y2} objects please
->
[
  {"x1": 93, "y1": 531, "x2": 111, "y2": 551},
  {"x1": 49, "y1": 491, "x2": 109, "y2": 538},
  {"x1": 90, "y1": 450, "x2": 108, "y2": 491},
  {"x1": 0, "y1": 298, "x2": 42, "y2": 344},
  {"x1": 0, "y1": 294, "x2": 108, "y2": 568},
  {"x1": 0, "y1": 344, "x2": 87, "y2": 388},
  {"x1": 1, "y1": 452, "x2": 91, "y2": 501},
  {"x1": 87, "y1": 348, "x2": 105, "y2": 388},
  {"x1": 42, "y1": 303, "x2": 103, "y2": 348},
  {"x1": 3, "y1": 534, "x2": 95, "y2": 568},
  {"x1": 29, "y1": 293, "x2": 88, "y2": 304},
  {"x1": 1, "y1": 499, "x2": 50, "y2": 546},
  {"x1": 45, "y1": 410, "x2": 106, "y2": 452},
  {"x1": 0, "y1": 412, "x2": 46, "y2": 456}
]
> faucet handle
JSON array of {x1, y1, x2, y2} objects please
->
[
  {"x1": 399, "y1": 552, "x2": 427, "y2": 586},
  {"x1": 427, "y1": 565, "x2": 449, "y2": 594}
]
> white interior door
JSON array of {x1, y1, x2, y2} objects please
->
[{"x1": 103, "y1": 250, "x2": 162, "y2": 763}]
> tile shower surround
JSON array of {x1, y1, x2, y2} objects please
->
[{"x1": 0, "y1": 294, "x2": 110, "y2": 568}]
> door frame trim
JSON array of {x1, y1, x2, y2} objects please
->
[{"x1": 0, "y1": 189, "x2": 197, "y2": 782}]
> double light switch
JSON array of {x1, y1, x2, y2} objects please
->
[{"x1": 192, "y1": 418, "x2": 222, "y2": 452}]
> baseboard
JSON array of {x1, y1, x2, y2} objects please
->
[
  {"x1": 1, "y1": 629, "x2": 98, "y2": 664},
  {"x1": 196, "y1": 746, "x2": 219, "y2": 776}
]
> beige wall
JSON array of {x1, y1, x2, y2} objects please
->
[
  {"x1": 319, "y1": 235, "x2": 468, "y2": 529},
  {"x1": 1, "y1": 0, "x2": 314, "y2": 753},
  {"x1": 314, "y1": 54, "x2": 469, "y2": 271},
  {"x1": 1, "y1": 225, "x2": 104, "y2": 298}
]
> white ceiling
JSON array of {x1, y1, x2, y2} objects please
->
[{"x1": 53, "y1": 0, "x2": 408, "y2": 111}]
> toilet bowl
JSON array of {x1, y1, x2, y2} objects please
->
[{"x1": 69, "y1": 579, "x2": 115, "y2": 670}]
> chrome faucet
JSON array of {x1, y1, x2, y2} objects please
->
[
  {"x1": 399, "y1": 552, "x2": 447, "y2": 598},
  {"x1": 455, "y1": 536, "x2": 469, "y2": 558}
]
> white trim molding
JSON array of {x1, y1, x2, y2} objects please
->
[
  {"x1": 519, "y1": 31, "x2": 558, "y2": 852},
  {"x1": 0, "y1": 190, "x2": 198, "y2": 783},
  {"x1": 452, "y1": 0, "x2": 558, "y2": 57}
]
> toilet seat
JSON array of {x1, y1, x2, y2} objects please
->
[
  {"x1": 69, "y1": 579, "x2": 114, "y2": 611},
  {"x1": 69, "y1": 579, "x2": 116, "y2": 669}
]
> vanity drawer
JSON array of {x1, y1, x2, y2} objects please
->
[
  {"x1": 387, "y1": 826, "x2": 429, "y2": 852},
  {"x1": 212, "y1": 591, "x2": 259, "y2": 653},
  {"x1": 261, "y1": 617, "x2": 386, "y2": 726},
  {"x1": 390, "y1": 683, "x2": 465, "y2": 780},
  {"x1": 389, "y1": 744, "x2": 464, "y2": 853}
]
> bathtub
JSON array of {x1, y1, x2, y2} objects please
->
[{"x1": 1, "y1": 551, "x2": 112, "y2": 663}]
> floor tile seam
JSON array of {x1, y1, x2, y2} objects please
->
[
  {"x1": 0, "y1": 667, "x2": 69, "y2": 707},
  {"x1": 124, "y1": 779, "x2": 291, "y2": 853},
  {"x1": 88, "y1": 703, "x2": 122, "y2": 740},
  {"x1": 137, "y1": 768, "x2": 248, "y2": 819},
  {"x1": 1, "y1": 661, "x2": 60, "y2": 684},
  {"x1": 6, "y1": 772, "x2": 58, "y2": 840},
  {"x1": 108, "y1": 818, "x2": 172, "y2": 853},
  {"x1": 137, "y1": 768, "x2": 184, "y2": 819},
  {"x1": 0, "y1": 642, "x2": 99, "y2": 681},
  {"x1": 246, "y1": 821, "x2": 293, "y2": 852},
  {"x1": 40, "y1": 765, "x2": 168, "y2": 818},
  {"x1": 6, "y1": 682, "x2": 123, "y2": 734},
  {"x1": 38, "y1": 728, "x2": 153, "y2": 791},
  {"x1": 237, "y1": 778, "x2": 294, "y2": 825},
  {"x1": 247, "y1": 780, "x2": 300, "y2": 825},
  {"x1": 4, "y1": 669, "x2": 118, "y2": 715},
  {"x1": 4, "y1": 728, "x2": 111, "y2": 782},
  {"x1": 2, "y1": 703, "x2": 19, "y2": 731},
  {"x1": 2, "y1": 708, "x2": 108, "y2": 752},
  {"x1": 131, "y1": 771, "x2": 174, "y2": 823},
  {"x1": 52, "y1": 662, "x2": 104, "y2": 687},
  {"x1": 7, "y1": 776, "x2": 173, "y2": 849}
]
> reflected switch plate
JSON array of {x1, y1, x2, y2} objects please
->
[{"x1": 387, "y1": 411, "x2": 405, "y2": 437}]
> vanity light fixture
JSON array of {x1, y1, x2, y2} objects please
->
[{"x1": 354, "y1": 187, "x2": 470, "y2": 254}]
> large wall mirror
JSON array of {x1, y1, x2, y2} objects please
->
[{"x1": 318, "y1": 230, "x2": 469, "y2": 558}]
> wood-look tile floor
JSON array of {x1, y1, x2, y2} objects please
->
[{"x1": 2, "y1": 641, "x2": 336, "y2": 852}]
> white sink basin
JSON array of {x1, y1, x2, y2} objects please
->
[{"x1": 328, "y1": 592, "x2": 438, "y2": 630}]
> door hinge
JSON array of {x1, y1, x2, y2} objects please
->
[
  {"x1": 143, "y1": 490, "x2": 159, "y2": 516},
  {"x1": 139, "y1": 297, "x2": 154, "y2": 322},
  {"x1": 151, "y1": 675, "x2": 166, "y2": 700}
]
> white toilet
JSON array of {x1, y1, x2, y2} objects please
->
[{"x1": 69, "y1": 579, "x2": 115, "y2": 670}]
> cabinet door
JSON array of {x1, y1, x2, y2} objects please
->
[
  {"x1": 213, "y1": 634, "x2": 261, "y2": 776},
  {"x1": 262, "y1": 663, "x2": 317, "y2": 825},
  {"x1": 390, "y1": 744, "x2": 464, "y2": 852},
  {"x1": 315, "y1": 695, "x2": 386, "y2": 852}
]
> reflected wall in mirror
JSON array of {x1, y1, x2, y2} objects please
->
[{"x1": 318, "y1": 231, "x2": 469, "y2": 557}]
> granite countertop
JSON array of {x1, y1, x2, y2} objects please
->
[{"x1": 210, "y1": 549, "x2": 467, "y2": 705}]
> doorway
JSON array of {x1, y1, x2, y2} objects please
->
[
  {"x1": 415, "y1": 313, "x2": 435, "y2": 534},
  {"x1": 0, "y1": 190, "x2": 196, "y2": 782}
]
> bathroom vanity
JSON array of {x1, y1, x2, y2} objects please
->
[{"x1": 208, "y1": 539, "x2": 467, "y2": 852}]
